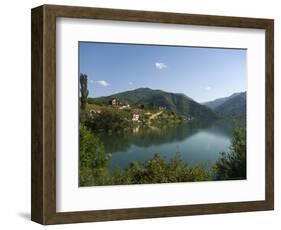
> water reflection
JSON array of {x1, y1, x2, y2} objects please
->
[{"x1": 96, "y1": 119, "x2": 235, "y2": 171}]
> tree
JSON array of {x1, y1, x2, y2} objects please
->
[
  {"x1": 111, "y1": 153, "x2": 211, "y2": 185},
  {"x1": 79, "y1": 125, "x2": 111, "y2": 186},
  {"x1": 214, "y1": 127, "x2": 246, "y2": 180},
  {"x1": 85, "y1": 109, "x2": 131, "y2": 133},
  {"x1": 80, "y1": 73, "x2": 89, "y2": 110}
]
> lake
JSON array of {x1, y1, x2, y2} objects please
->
[{"x1": 97, "y1": 119, "x2": 235, "y2": 172}]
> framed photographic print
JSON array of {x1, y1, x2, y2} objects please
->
[{"x1": 31, "y1": 4, "x2": 274, "y2": 225}]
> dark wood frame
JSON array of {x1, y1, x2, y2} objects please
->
[{"x1": 31, "y1": 4, "x2": 274, "y2": 225}]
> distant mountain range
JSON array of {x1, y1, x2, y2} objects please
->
[
  {"x1": 204, "y1": 92, "x2": 246, "y2": 120},
  {"x1": 93, "y1": 88, "x2": 217, "y2": 120},
  {"x1": 92, "y1": 88, "x2": 246, "y2": 122},
  {"x1": 203, "y1": 92, "x2": 241, "y2": 110}
]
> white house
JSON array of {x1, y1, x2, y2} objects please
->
[
  {"x1": 159, "y1": 106, "x2": 167, "y2": 110},
  {"x1": 119, "y1": 104, "x2": 130, "y2": 110},
  {"x1": 132, "y1": 113, "x2": 140, "y2": 121}
]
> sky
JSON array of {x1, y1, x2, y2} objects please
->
[{"x1": 79, "y1": 42, "x2": 246, "y2": 103}]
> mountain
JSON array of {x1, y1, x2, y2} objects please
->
[
  {"x1": 92, "y1": 88, "x2": 217, "y2": 120},
  {"x1": 204, "y1": 92, "x2": 246, "y2": 120},
  {"x1": 203, "y1": 92, "x2": 241, "y2": 110},
  {"x1": 215, "y1": 92, "x2": 246, "y2": 116}
]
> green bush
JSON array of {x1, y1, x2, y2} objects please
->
[
  {"x1": 79, "y1": 125, "x2": 111, "y2": 186},
  {"x1": 214, "y1": 127, "x2": 246, "y2": 180},
  {"x1": 85, "y1": 109, "x2": 131, "y2": 133},
  {"x1": 110, "y1": 154, "x2": 212, "y2": 185}
]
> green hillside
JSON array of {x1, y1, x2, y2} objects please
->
[
  {"x1": 91, "y1": 88, "x2": 217, "y2": 120},
  {"x1": 204, "y1": 92, "x2": 246, "y2": 124},
  {"x1": 203, "y1": 92, "x2": 241, "y2": 110},
  {"x1": 215, "y1": 92, "x2": 246, "y2": 117}
]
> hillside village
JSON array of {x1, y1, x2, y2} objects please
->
[
  {"x1": 108, "y1": 97, "x2": 169, "y2": 122},
  {"x1": 83, "y1": 96, "x2": 188, "y2": 133}
]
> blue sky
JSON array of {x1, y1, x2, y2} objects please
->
[{"x1": 79, "y1": 42, "x2": 246, "y2": 103}]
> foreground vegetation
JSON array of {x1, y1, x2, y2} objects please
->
[
  {"x1": 79, "y1": 124, "x2": 246, "y2": 186},
  {"x1": 214, "y1": 127, "x2": 246, "y2": 180}
]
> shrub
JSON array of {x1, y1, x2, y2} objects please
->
[
  {"x1": 214, "y1": 127, "x2": 246, "y2": 180},
  {"x1": 111, "y1": 154, "x2": 212, "y2": 185},
  {"x1": 84, "y1": 109, "x2": 131, "y2": 133},
  {"x1": 79, "y1": 125, "x2": 111, "y2": 186}
]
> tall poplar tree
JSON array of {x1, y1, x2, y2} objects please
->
[{"x1": 80, "y1": 73, "x2": 89, "y2": 110}]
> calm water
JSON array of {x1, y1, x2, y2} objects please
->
[{"x1": 97, "y1": 119, "x2": 235, "y2": 172}]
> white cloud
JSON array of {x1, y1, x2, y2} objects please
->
[
  {"x1": 128, "y1": 82, "x2": 133, "y2": 85},
  {"x1": 205, "y1": 86, "x2": 212, "y2": 91},
  {"x1": 155, "y1": 62, "x2": 167, "y2": 69},
  {"x1": 96, "y1": 80, "x2": 109, "y2": 87}
]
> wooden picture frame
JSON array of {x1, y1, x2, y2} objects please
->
[{"x1": 31, "y1": 4, "x2": 274, "y2": 225}]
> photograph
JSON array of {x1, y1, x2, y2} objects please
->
[
  {"x1": 30, "y1": 4, "x2": 274, "y2": 224},
  {"x1": 78, "y1": 42, "x2": 247, "y2": 187}
]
